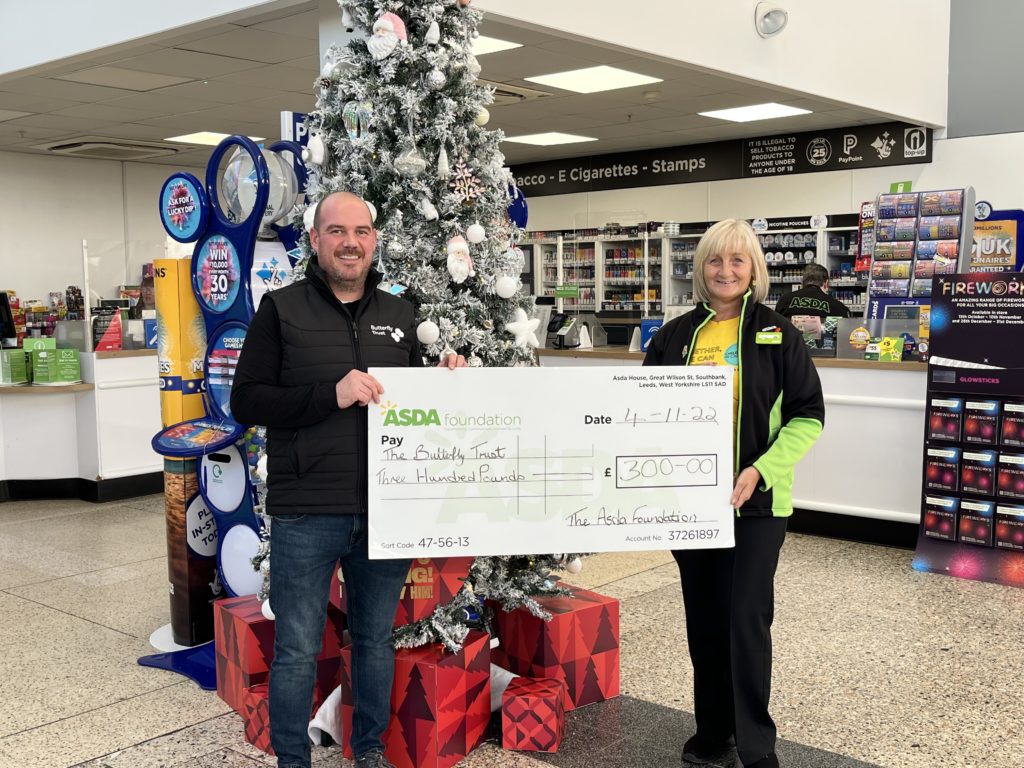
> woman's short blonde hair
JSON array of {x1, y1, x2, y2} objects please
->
[{"x1": 691, "y1": 218, "x2": 769, "y2": 306}]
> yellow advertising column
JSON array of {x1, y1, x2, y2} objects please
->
[{"x1": 154, "y1": 258, "x2": 218, "y2": 646}]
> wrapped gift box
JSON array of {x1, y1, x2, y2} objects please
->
[
  {"x1": 502, "y1": 676, "x2": 566, "y2": 752},
  {"x1": 330, "y1": 556, "x2": 473, "y2": 628},
  {"x1": 214, "y1": 594, "x2": 345, "y2": 714},
  {"x1": 490, "y1": 584, "x2": 619, "y2": 711},
  {"x1": 242, "y1": 683, "x2": 273, "y2": 755},
  {"x1": 338, "y1": 630, "x2": 490, "y2": 768}
]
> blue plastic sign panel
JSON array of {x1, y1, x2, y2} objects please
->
[
  {"x1": 160, "y1": 173, "x2": 208, "y2": 242},
  {"x1": 151, "y1": 417, "x2": 244, "y2": 458},
  {"x1": 204, "y1": 321, "x2": 247, "y2": 422},
  {"x1": 193, "y1": 235, "x2": 243, "y2": 314}
]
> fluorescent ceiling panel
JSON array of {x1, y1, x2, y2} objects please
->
[
  {"x1": 472, "y1": 35, "x2": 523, "y2": 56},
  {"x1": 503, "y1": 132, "x2": 597, "y2": 146},
  {"x1": 166, "y1": 131, "x2": 265, "y2": 146},
  {"x1": 525, "y1": 65, "x2": 662, "y2": 94},
  {"x1": 699, "y1": 102, "x2": 812, "y2": 122}
]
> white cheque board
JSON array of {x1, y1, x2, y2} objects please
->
[{"x1": 367, "y1": 366, "x2": 735, "y2": 558}]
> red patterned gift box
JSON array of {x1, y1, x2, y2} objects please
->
[
  {"x1": 214, "y1": 594, "x2": 346, "y2": 714},
  {"x1": 501, "y1": 676, "x2": 566, "y2": 752},
  {"x1": 338, "y1": 630, "x2": 490, "y2": 768},
  {"x1": 241, "y1": 683, "x2": 273, "y2": 755},
  {"x1": 330, "y1": 557, "x2": 473, "y2": 628},
  {"x1": 490, "y1": 584, "x2": 619, "y2": 711}
]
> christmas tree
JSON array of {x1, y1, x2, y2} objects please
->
[{"x1": 266, "y1": 0, "x2": 583, "y2": 651}]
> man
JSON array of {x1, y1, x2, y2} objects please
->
[
  {"x1": 774, "y1": 263, "x2": 852, "y2": 319},
  {"x1": 231, "y1": 192, "x2": 465, "y2": 768}
]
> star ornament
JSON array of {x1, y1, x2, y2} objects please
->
[{"x1": 504, "y1": 307, "x2": 540, "y2": 348}]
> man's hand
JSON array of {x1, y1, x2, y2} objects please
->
[
  {"x1": 336, "y1": 370, "x2": 383, "y2": 408},
  {"x1": 437, "y1": 352, "x2": 467, "y2": 369},
  {"x1": 731, "y1": 466, "x2": 762, "y2": 508}
]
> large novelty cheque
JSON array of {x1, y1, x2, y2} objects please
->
[{"x1": 367, "y1": 367, "x2": 735, "y2": 558}]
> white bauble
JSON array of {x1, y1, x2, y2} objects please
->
[
  {"x1": 259, "y1": 558, "x2": 271, "y2": 574},
  {"x1": 566, "y1": 557, "x2": 583, "y2": 574},
  {"x1": 467, "y1": 55, "x2": 481, "y2": 77},
  {"x1": 302, "y1": 205, "x2": 317, "y2": 233},
  {"x1": 495, "y1": 275, "x2": 518, "y2": 299},
  {"x1": 467, "y1": 355, "x2": 483, "y2": 367},
  {"x1": 417, "y1": 320, "x2": 440, "y2": 345},
  {"x1": 426, "y1": 68, "x2": 446, "y2": 90},
  {"x1": 301, "y1": 132, "x2": 325, "y2": 166},
  {"x1": 261, "y1": 600, "x2": 276, "y2": 621},
  {"x1": 466, "y1": 223, "x2": 486, "y2": 243},
  {"x1": 475, "y1": 107, "x2": 490, "y2": 126}
]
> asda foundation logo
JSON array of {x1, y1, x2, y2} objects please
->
[{"x1": 380, "y1": 400, "x2": 441, "y2": 426}]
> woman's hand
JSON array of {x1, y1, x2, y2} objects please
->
[{"x1": 731, "y1": 466, "x2": 762, "y2": 508}]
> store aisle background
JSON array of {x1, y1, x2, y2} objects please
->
[{"x1": 1, "y1": 495, "x2": 1022, "y2": 768}]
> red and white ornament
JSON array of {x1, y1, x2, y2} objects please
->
[
  {"x1": 368, "y1": 12, "x2": 407, "y2": 60},
  {"x1": 447, "y1": 236, "x2": 476, "y2": 283}
]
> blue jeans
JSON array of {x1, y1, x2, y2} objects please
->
[{"x1": 267, "y1": 513, "x2": 411, "y2": 768}]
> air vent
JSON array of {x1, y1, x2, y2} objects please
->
[
  {"x1": 35, "y1": 136, "x2": 180, "y2": 161},
  {"x1": 478, "y1": 79, "x2": 551, "y2": 106}
]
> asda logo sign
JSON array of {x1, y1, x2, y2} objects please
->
[{"x1": 381, "y1": 402, "x2": 441, "y2": 426}]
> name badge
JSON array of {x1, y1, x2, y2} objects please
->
[{"x1": 756, "y1": 331, "x2": 782, "y2": 345}]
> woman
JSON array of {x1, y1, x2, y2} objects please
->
[{"x1": 644, "y1": 219, "x2": 824, "y2": 768}]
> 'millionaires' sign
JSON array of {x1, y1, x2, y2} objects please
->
[{"x1": 511, "y1": 122, "x2": 932, "y2": 197}]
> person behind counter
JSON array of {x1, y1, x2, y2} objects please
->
[
  {"x1": 643, "y1": 218, "x2": 825, "y2": 768},
  {"x1": 774, "y1": 263, "x2": 851, "y2": 319}
]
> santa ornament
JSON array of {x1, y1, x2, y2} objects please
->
[
  {"x1": 367, "y1": 12, "x2": 407, "y2": 60},
  {"x1": 447, "y1": 235, "x2": 476, "y2": 283}
]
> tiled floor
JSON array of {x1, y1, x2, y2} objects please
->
[{"x1": 2, "y1": 495, "x2": 1023, "y2": 767}]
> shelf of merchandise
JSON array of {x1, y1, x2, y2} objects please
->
[
  {"x1": 600, "y1": 235, "x2": 661, "y2": 314},
  {"x1": 823, "y1": 226, "x2": 866, "y2": 312},
  {"x1": 758, "y1": 228, "x2": 819, "y2": 309},
  {"x1": 665, "y1": 233, "x2": 702, "y2": 314}
]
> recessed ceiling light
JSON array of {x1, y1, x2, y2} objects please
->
[
  {"x1": 165, "y1": 131, "x2": 266, "y2": 146},
  {"x1": 503, "y1": 132, "x2": 597, "y2": 146},
  {"x1": 699, "y1": 102, "x2": 811, "y2": 122},
  {"x1": 525, "y1": 65, "x2": 662, "y2": 94},
  {"x1": 472, "y1": 35, "x2": 522, "y2": 56}
]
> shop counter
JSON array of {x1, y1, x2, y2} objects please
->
[
  {"x1": 536, "y1": 347, "x2": 926, "y2": 524},
  {"x1": 0, "y1": 351, "x2": 162, "y2": 501}
]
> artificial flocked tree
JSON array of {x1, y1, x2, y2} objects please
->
[{"x1": 270, "y1": 0, "x2": 584, "y2": 652}]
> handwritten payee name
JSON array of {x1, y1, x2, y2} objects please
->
[{"x1": 564, "y1": 506, "x2": 697, "y2": 527}]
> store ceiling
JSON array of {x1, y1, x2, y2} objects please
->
[{"x1": 0, "y1": 3, "x2": 896, "y2": 169}]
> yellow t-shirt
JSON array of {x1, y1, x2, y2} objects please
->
[{"x1": 690, "y1": 317, "x2": 740, "y2": 425}]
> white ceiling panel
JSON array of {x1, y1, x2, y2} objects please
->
[
  {"x1": 0, "y1": 92, "x2": 85, "y2": 112},
  {"x1": 110, "y1": 49, "x2": 266, "y2": 79},
  {"x1": 99, "y1": 91, "x2": 223, "y2": 114},
  {"x1": 153, "y1": 23, "x2": 244, "y2": 48},
  {"x1": 156, "y1": 80, "x2": 287, "y2": 105},
  {"x1": 2, "y1": 113, "x2": 117, "y2": 133},
  {"x1": 249, "y1": 9, "x2": 318, "y2": 40},
  {"x1": 0, "y1": 77, "x2": 137, "y2": 102},
  {"x1": 55, "y1": 66, "x2": 193, "y2": 91},
  {"x1": 0, "y1": 109, "x2": 32, "y2": 122},
  {"x1": 177, "y1": 28, "x2": 314, "y2": 65},
  {"x1": 214, "y1": 64, "x2": 316, "y2": 94},
  {"x1": 49, "y1": 103, "x2": 168, "y2": 123}
]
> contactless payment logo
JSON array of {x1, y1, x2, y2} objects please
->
[{"x1": 381, "y1": 401, "x2": 441, "y2": 426}]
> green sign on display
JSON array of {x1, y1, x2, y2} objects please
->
[
  {"x1": 890, "y1": 181, "x2": 913, "y2": 193},
  {"x1": 555, "y1": 285, "x2": 580, "y2": 299}
]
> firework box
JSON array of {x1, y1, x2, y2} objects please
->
[
  {"x1": 30, "y1": 348, "x2": 80, "y2": 384},
  {"x1": 927, "y1": 397, "x2": 963, "y2": 442},
  {"x1": 501, "y1": 676, "x2": 566, "y2": 752},
  {"x1": 923, "y1": 495, "x2": 958, "y2": 542},
  {"x1": 958, "y1": 498, "x2": 995, "y2": 547},
  {"x1": 490, "y1": 584, "x2": 619, "y2": 711},
  {"x1": 997, "y1": 453, "x2": 1024, "y2": 501},
  {"x1": 962, "y1": 449, "x2": 997, "y2": 496},
  {"x1": 214, "y1": 594, "x2": 346, "y2": 715},
  {"x1": 1001, "y1": 402, "x2": 1024, "y2": 447},
  {"x1": 337, "y1": 630, "x2": 490, "y2": 768},
  {"x1": 925, "y1": 447, "x2": 960, "y2": 493},
  {"x1": 154, "y1": 258, "x2": 206, "y2": 426},
  {"x1": 330, "y1": 557, "x2": 473, "y2": 628},
  {"x1": 241, "y1": 683, "x2": 273, "y2": 755},
  {"x1": 0, "y1": 349, "x2": 28, "y2": 385},
  {"x1": 964, "y1": 400, "x2": 1001, "y2": 444},
  {"x1": 995, "y1": 504, "x2": 1024, "y2": 551}
]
